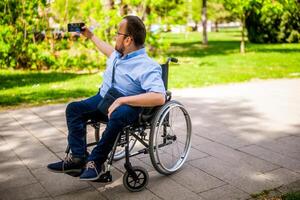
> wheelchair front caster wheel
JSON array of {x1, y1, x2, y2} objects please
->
[{"x1": 123, "y1": 166, "x2": 149, "y2": 192}]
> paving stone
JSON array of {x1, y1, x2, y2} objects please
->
[
  {"x1": 147, "y1": 171, "x2": 203, "y2": 200},
  {"x1": 199, "y1": 184, "x2": 250, "y2": 200},
  {"x1": 194, "y1": 140, "x2": 279, "y2": 173},
  {"x1": 189, "y1": 156, "x2": 278, "y2": 194},
  {"x1": 0, "y1": 135, "x2": 39, "y2": 191},
  {"x1": 239, "y1": 145, "x2": 300, "y2": 173},
  {"x1": 38, "y1": 133, "x2": 68, "y2": 153},
  {"x1": 113, "y1": 156, "x2": 154, "y2": 173},
  {"x1": 0, "y1": 161, "x2": 37, "y2": 191},
  {"x1": 29, "y1": 104, "x2": 66, "y2": 118},
  {"x1": 89, "y1": 166, "x2": 160, "y2": 200},
  {"x1": 276, "y1": 135, "x2": 300, "y2": 149},
  {"x1": 0, "y1": 124, "x2": 36, "y2": 145},
  {"x1": 1, "y1": 79, "x2": 300, "y2": 199},
  {"x1": 195, "y1": 129, "x2": 252, "y2": 149},
  {"x1": 29, "y1": 104, "x2": 69, "y2": 134},
  {"x1": 0, "y1": 139, "x2": 20, "y2": 163},
  {"x1": 0, "y1": 112, "x2": 15, "y2": 128},
  {"x1": 32, "y1": 167, "x2": 91, "y2": 196},
  {"x1": 186, "y1": 147, "x2": 209, "y2": 162},
  {"x1": 0, "y1": 183, "x2": 49, "y2": 200},
  {"x1": 10, "y1": 109, "x2": 65, "y2": 139},
  {"x1": 190, "y1": 134, "x2": 212, "y2": 147},
  {"x1": 264, "y1": 168, "x2": 300, "y2": 186},
  {"x1": 99, "y1": 177, "x2": 160, "y2": 200},
  {"x1": 54, "y1": 188, "x2": 106, "y2": 200},
  {"x1": 13, "y1": 139, "x2": 60, "y2": 170},
  {"x1": 90, "y1": 166, "x2": 123, "y2": 190},
  {"x1": 170, "y1": 164, "x2": 226, "y2": 193},
  {"x1": 256, "y1": 139, "x2": 300, "y2": 161}
]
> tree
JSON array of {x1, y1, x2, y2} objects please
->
[
  {"x1": 224, "y1": 0, "x2": 252, "y2": 53},
  {"x1": 117, "y1": 0, "x2": 186, "y2": 55},
  {"x1": 245, "y1": 0, "x2": 300, "y2": 43},
  {"x1": 190, "y1": 0, "x2": 201, "y2": 31},
  {"x1": 202, "y1": 0, "x2": 208, "y2": 45},
  {"x1": 207, "y1": 0, "x2": 231, "y2": 32},
  {"x1": 0, "y1": 0, "x2": 50, "y2": 69}
]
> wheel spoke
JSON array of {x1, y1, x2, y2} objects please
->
[
  {"x1": 137, "y1": 172, "x2": 143, "y2": 178},
  {"x1": 128, "y1": 179, "x2": 135, "y2": 184}
]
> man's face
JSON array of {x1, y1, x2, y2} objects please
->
[{"x1": 114, "y1": 19, "x2": 129, "y2": 55}]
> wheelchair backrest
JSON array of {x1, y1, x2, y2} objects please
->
[
  {"x1": 160, "y1": 63, "x2": 169, "y2": 90},
  {"x1": 160, "y1": 57, "x2": 178, "y2": 91}
]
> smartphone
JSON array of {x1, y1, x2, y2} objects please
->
[{"x1": 67, "y1": 23, "x2": 85, "y2": 32}]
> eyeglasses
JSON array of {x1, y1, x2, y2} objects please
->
[{"x1": 116, "y1": 32, "x2": 129, "y2": 37}]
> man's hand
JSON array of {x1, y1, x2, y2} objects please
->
[
  {"x1": 107, "y1": 97, "x2": 125, "y2": 119},
  {"x1": 107, "y1": 92, "x2": 165, "y2": 118},
  {"x1": 81, "y1": 26, "x2": 94, "y2": 39}
]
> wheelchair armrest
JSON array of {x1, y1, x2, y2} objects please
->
[
  {"x1": 166, "y1": 90, "x2": 172, "y2": 102},
  {"x1": 138, "y1": 106, "x2": 160, "y2": 124}
]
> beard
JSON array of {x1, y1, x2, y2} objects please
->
[{"x1": 115, "y1": 44, "x2": 125, "y2": 56}]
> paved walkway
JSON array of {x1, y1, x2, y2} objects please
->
[{"x1": 0, "y1": 79, "x2": 300, "y2": 200}]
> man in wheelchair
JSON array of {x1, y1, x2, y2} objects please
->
[{"x1": 47, "y1": 16, "x2": 166, "y2": 181}]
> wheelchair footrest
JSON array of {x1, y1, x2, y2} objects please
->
[{"x1": 93, "y1": 171, "x2": 113, "y2": 183}]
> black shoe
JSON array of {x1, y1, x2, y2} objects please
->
[{"x1": 47, "y1": 154, "x2": 86, "y2": 174}]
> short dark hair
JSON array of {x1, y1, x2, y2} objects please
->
[{"x1": 123, "y1": 15, "x2": 146, "y2": 47}]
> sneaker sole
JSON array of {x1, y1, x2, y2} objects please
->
[
  {"x1": 79, "y1": 173, "x2": 102, "y2": 181},
  {"x1": 47, "y1": 168, "x2": 82, "y2": 174}
]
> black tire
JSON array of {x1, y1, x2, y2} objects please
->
[
  {"x1": 123, "y1": 166, "x2": 149, "y2": 192},
  {"x1": 149, "y1": 100, "x2": 192, "y2": 175}
]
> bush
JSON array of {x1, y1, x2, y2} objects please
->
[{"x1": 246, "y1": 0, "x2": 300, "y2": 43}]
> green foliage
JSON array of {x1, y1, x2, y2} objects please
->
[
  {"x1": 0, "y1": 0, "x2": 48, "y2": 69},
  {"x1": 246, "y1": 0, "x2": 300, "y2": 43},
  {"x1": 191, "y1": 0, "x2": 202, "y2": 24},
  {"x1": 282, "y1": 191, "x2": 300, "y2": 200},
  {"x1": 207, "y1": 0, "x2": 232, "y2": 24},
  {"x1": 1, "y1": 30, "x2": 300, "y2": 109}
]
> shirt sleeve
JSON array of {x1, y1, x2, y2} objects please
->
[
  {"x1": 139, "y1": 64, "x2": 166, "y2": 95},
  {"x1": 106, "y1": 50, "x2": 118, "y2": 66}
]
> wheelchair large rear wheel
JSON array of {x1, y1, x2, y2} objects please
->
[{"x1": 149, "y1": 100, "x2": 192, "y2": 175}]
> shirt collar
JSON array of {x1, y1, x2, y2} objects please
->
[{"x1": 116, "y1": 48, "x2": 146, "y2": 60}]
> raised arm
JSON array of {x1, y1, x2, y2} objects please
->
[{"x1": 81, "y1": 27, "x2": 114, "y2": 58}]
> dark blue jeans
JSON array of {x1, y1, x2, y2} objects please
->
[{"x1": 66, "y1": 93, "x2": 141, "y2": 165}]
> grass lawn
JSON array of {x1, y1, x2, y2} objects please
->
[
  {"x1": 1, "y1": 29, "x2": 300, "y2": 109},
  {"x1": 164, "y1": 29, "x2": 300, "y2": 88}
]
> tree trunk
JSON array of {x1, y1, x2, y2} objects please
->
[
  {"x1": 64, "y1": 0, "x2": 68, "y2": 25},
  {"x1": 202, "y1": 0, "x2": 208, "y2": 45},
  {"x1": 240, "y1": 14, "x2": 245, "y2": 54},
  {"x1": 215, "y1": 21, "x2": 219, "y2": 32},
  {"x1": 193, "y1": 22, "x2": 198, "y2": 32}
]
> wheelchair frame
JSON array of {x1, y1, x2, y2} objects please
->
[{"x1": 65, "y1": 57, "x2": 192, "y2": 192}]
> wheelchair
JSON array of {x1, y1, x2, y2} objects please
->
[{"x1": 65, "y1": 57, "x2": 192, "y2": 192}]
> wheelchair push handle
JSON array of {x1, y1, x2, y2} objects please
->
[
  {"x1": 161, "y1": 57, "x2": 178, "y2": 91},
  {"x1": 166, "y1": 57, "x2": 178, "y2": 65}
]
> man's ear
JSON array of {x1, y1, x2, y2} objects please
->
[{"x1": 125, "y1": 36, "x2": 133, "y2": 46}]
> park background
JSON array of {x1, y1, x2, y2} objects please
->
[{"x1": 0, "y1": 0, "x2": 300, "y2": 110}]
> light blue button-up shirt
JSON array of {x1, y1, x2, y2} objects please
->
[{"x1": 99, "y1": 48, "x2": 166, "y2": 97}]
